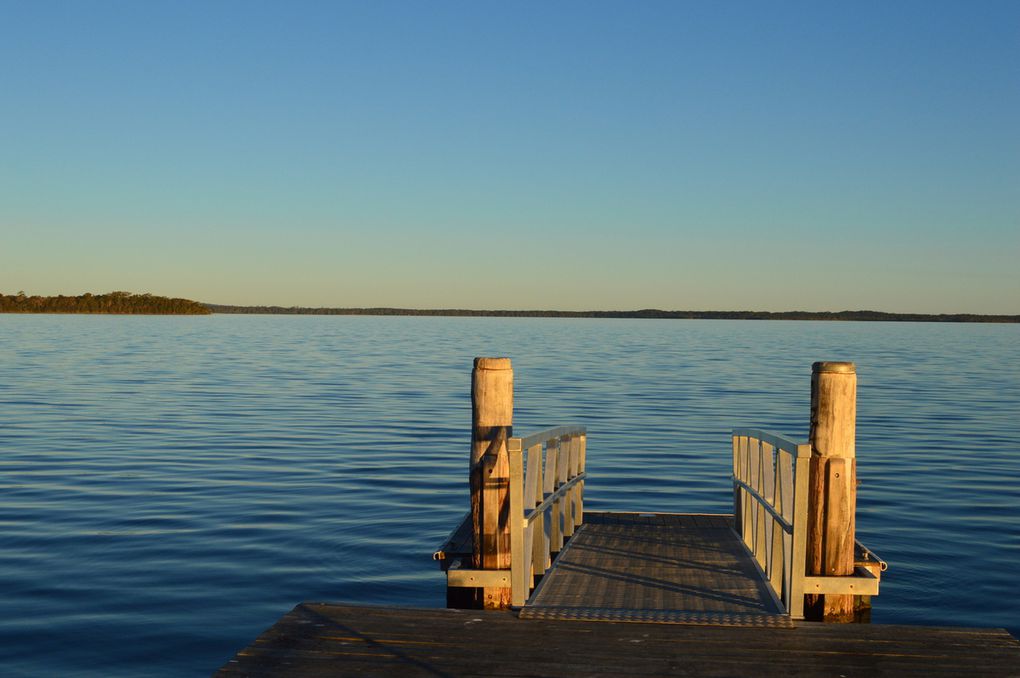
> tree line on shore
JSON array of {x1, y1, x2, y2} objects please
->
[
  {"x1": 205, "y1": 304, "x2": 1019, "y2": 323},
  {"x1": 2, "y1": 293, "x2": 1015, "y2": 322},
  {"x1": 0, "y1": 291, "x2": 211, "y2": 315}
]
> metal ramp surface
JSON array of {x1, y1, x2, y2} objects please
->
[{"x1": 520, "y1": 512, "x2": 793, "y2": 628}]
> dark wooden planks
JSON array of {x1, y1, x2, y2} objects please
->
[
  {"x1": 217, "y1": 603, "x2": 1020, "y2": 677},
  {"x1": 522, "y1": 512, "x2": 786, "y2": 624}
]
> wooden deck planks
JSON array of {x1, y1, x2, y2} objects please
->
[
  {"x1": 217, "y1": 603, "x2": 1020, "y2": 677},
  {"x1": 221, "y1": 511, "x2": 1020, "y2": 675},
  {"x1": 521, "y1": 512, "x2": 787, "y2": 625}
]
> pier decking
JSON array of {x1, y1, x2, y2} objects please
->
[{"x1": 219, "y1": 603, "x2": 1020, "y2": 677}]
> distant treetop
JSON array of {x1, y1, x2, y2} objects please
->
[
  {"x1": 0, "y1": 292, "x2": 211, "y2": 315},
  {"x1": 204, "y1": 304, "x2": 1019, "y2": 323}
]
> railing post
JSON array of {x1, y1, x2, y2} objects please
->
[
  {"x1": 575, "y1": 434, "x2": 586, "y2": 528},
  {"x1": 525, "y1": 443, "x2": 544, "y2": 588},
  {"x1": 562, "y1": 435, "x2": 575, "y2": 538},
  {"x1": 508, "y1": 438, "x2": 525, "y2": 607},
  {"x1": 789, "y1": 442, "x2": 812, "y2": 619},
  {"x1": 546, "y1": 438, "x2": 563, "y2": 553},
  {"x1": 805, "y1": 361, "x2": 857, "y2": 622},
  {"x1": 732, "y1": 434, "x2": 742, "y2": 535},
  {"x1": 471, "y1": 357, "x2": 513, "y2": 609}
]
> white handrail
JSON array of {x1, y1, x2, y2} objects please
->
[
  {"x1": 507, "y1": 426, "x2": 586, "y2": 607},
  {"x1": 515, "y1": 425, "x2": 587, "y2": 452},
  {"x1": 732, "y1": 429, "x2": 811, "y2": 619}
]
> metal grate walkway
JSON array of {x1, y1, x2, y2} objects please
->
[{"x1": 520, "y1": 512, "x2": 793, "y2": 627}]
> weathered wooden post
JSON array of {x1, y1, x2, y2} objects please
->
[
  {"x1": 470, "y1": 357, "x2": 513, "y2": 609},
  {"x1": 805, "y1": 361, "x2": 857, "y2": 622}
]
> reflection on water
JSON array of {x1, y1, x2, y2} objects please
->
[{"x1": 0, "y1": 315, "x2": 1017, "y2": 676}]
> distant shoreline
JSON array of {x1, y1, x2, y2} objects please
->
[
  {"x1": 204, "y1": 304, "x2": 1020, "y2": 323},
  {"x1": 3, "y1": 294, "x2": 1016, "y2": 322}
]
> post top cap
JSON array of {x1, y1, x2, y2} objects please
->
[
  {"x1": 812, "y1": 361, "x2": 855, "y2": 374},
  {"x1": 474, "y1": 357, "x2": 512, "y2": 370}
]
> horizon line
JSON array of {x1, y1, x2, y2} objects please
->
[{"x1": 202, "y1": 303, "x2": 1020, "y2": 322}]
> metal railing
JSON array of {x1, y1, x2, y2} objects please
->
[
  {"x1": 440, "y1": 425, "x2": 587, "y2": 607},
  {"x1": 732, "y1": 428, "x2": 883, "y2": 619}
]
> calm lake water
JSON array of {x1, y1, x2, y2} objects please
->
[{"x1": 0, "y1": 315, "x2": 1017, "y2": 676}]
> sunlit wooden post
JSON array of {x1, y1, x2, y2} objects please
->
[
  {"x1": 805, "y1": 361, "x2": 857, "y2": 622},
  {"x1": 470, "y1": 357, "x2": 513, "y2": 609}
]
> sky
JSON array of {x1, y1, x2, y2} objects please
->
[{"x1": 1, "y1": 1, "x2": 1017, "y2": 313}]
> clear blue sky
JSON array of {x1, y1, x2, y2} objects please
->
[{"x1": 2, "y1": 1, "x2": 1017, "y2": 313}]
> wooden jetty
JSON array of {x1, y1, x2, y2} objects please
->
[
  {"x1": 220, "y1": 358, "x2": 1020, "y2": 676},
  {"x1": 219, "y1": 604, "x2": 1020, "y2": 677}
]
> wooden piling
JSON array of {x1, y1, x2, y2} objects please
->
[
  {"x1": 805, "y1": 361, "x2": 857, "y2": 622},
  {"x1": 470, "y1": 357, "x2": 513, "y2": 609}
]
